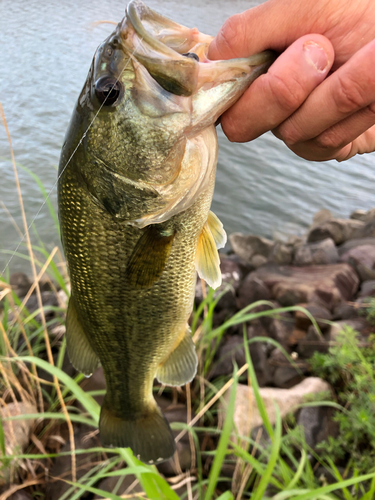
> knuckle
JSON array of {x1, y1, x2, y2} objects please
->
[
  {"x1": 333, "y1": 74, "x2": 369, "y2": 114},
  {"x1": 315, "y1": 128, "x2": 347, "y2": 152},
  {"x1": 266, "y1": 72, "x2": 307, "y2": 114},
  {"x1": 216, "y1": 15, "x2": 246, "y2": 58}
]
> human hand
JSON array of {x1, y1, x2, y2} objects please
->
[{"x1": 208, "y1": 0, "x2": 375, "y2": 161}]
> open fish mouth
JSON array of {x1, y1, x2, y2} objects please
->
[{"x1": 120, "y1": 0, "x2": 276, "y2": 98}]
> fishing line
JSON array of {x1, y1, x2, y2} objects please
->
[{"x1": 1, "y1": 33, "x2": 144, "y2": 276}]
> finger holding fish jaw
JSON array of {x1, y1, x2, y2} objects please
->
[{"x1": 210, "y1": 34, "x2": 334, "y2": 143}]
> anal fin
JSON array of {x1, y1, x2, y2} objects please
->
[
  {"x1": 156, "y1": 328, "x2": 198, "y2": 386},
  {"x1": 65, "y1": 297, "x2": 100, "y2": 377},
  {"x1": 195, "y1": 222, "x2": 222, "y2": 289},
  {"x1": 125, "y1": 224, "x2": 175, "y2": 289}
]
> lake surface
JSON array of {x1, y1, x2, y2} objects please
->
[{"x1": 1, "y1": 0, "x2": 374, "y2": 274}]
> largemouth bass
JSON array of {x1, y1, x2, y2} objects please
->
[{"x1": 58, "y1": 0, "x2": 274, "y2": 463}]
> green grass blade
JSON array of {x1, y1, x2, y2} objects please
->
[
  {"x1": 242, "y1": 327, "x2": 273, "y2": 439},
  {"x1": 290, "y1": 472, "x2": 375, "y2": 499},
  {"x1": 216, "y1": 492, "x2": 234, "y2": 500},
  {"x1": 5, "y1": 356, "x2": 100, "y2": 421},
  {"x1": 204, "y1": 368, "x2": 238, "y2": 500},
  {"x1": 251, "y1": 404, "x2": 282, "y2": 500}
]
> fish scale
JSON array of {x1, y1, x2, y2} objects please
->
[{"x1": 58, "y1": 0, "x2": 275, "y2": 462}]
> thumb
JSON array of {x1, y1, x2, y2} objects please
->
[{"x1": 208, "y1": 0, "x2": 317, "y2": 60}]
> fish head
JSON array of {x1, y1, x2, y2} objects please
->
[{"x1": 71, "y1": 0, "x2": 275, "y2": 221}]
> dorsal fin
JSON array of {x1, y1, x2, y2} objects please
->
[{"x1": 207, "y1": 211, "x2": 227, "y2": 249}]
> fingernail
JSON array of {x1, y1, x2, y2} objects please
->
[{"x1": 303, "y1": 41, "x2": 329, "y2": 72}]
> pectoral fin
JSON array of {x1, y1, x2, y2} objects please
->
[
  {"x1": 207, "y1": 211, "x2": 227, "y2": 249},
  {"x1": 125, "y1": 225, "x2": 175, "y2": 289},
  {"x1": 65, "y1": 297, "x2": 100, "y2": 376},
  {"x1": 156, "y1": 328, "x2": 198, "y2": 386},
  {"x1": 195, "y1": 222, "x2": 222, "y2": 289}
]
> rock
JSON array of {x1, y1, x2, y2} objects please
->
[
  {"x1": 45, "y1": 427, "x2": 103, "y2": 500},
  {"x1": 272, "y1": 363, "x2": 309, "y2": 388},
  {"x1": 294, "y1": 303, "x2": 332, "y2": 330},
  {"x1": 327, "y1": 317, "x2": 373, "y2": 340},
  {"x1": 94, "y1": 475, "x2": 143, "y2": 499},
  {"x1": 208, "y1": 335, "x2": 247, "y2": 380},
  {"x1": 268, "y1": 347, "x2": 309, "y2": 388},
  {"x1": 248, "y1": 264, "x2": 359, "y2": 310},
  {"x1": 340, "y1": 245, "x2": 375, "y2": 281},
  {"x1": 236, "y1": 275, "x2": 271, "y2": 310},
  {"x1": 294, "y1": 238, "x2": 339, "y2": 266},
  {"x1": 23, "y1": 291, "x2": 59, "y2": 321},
  {"x1": 268, "y1": 242, "x2": 293, "y2": 265},
  {"x1": 332, "y1": 301, "x2": 358, "y2": 320},
  {"x1": 0, "y1": 402, "x2": 36, "y2": 454},
  {"x1": 350, "y1": 209, "x2": 368, "y2": 221},
  {"x1": 249, "y1": 254, "x2": 268, "y2": 268},
  {"x1": 313, "y1": 209, "x2": 333, "y2": 225},
  {"x1": 297, "y1": 406, "x2": 338, "y2": 450},
  {"x1": 220, "y1": 378, "x2": 332, "y2": 438},
  {"x1": 287, "y1": 328, "x2": 307, "y2": 346},
  {"x1": 229, "y1": 233, "x2": 274, "y2": 262},
  {"x1": 195, "y1": 254, "x2": 243, "y2": 313},
  {"x1": 297, "y1": 325, "x2": 329, "y2": 358},
  {"x1": 337, "y1": 237, "x2": 375, "y2": 256},
  {"x1": 9, "y1": 273, "x2": 32, "y2": 298},
  {"x1": 351, "y1": 215, "x2": 375, "y2": 239},
  {"x1": 0, "y1": 491, "x2": 34, "y2": 500},
  {"x1": 358, "y1": 280, "x2": 375, "y2": 298},
  {"x1": 307, "y1": 219, "x2": 365, "y2": 245},
  {"x1": 0, "y1": 402, "x2": 37, "y2": 485}
]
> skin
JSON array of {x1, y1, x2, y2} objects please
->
[{"x1": 208, "y1": 0, "x2": 375, "y2": 162}]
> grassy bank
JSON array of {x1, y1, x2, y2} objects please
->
[{"x1": 1, "y1": 115, "x2": 375, "y2": 498}]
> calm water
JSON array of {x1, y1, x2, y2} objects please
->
[{"x1": 1, "y1": 0, "x2": 374, "y2": 273}]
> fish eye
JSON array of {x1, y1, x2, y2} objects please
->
[
  {"x1": 94, "y1": 76, "x2": 123, "y2": 106},
  {"x1": 182, "y1": 52, "x2": 199, "y2": 62}
]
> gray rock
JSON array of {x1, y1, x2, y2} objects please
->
[
  {"x1": 236, "y1": 275, "x2": 271, "y2": 310},
  {"x1": 340, "y1": 245, "x2": 375, "y2": 281},
  {"x1": 351, "y1": 214, "x2": 375, "y2": 238},
  {"x1": 229, "y1": 233, "x2": 274, "y2": 262},
  {"x1": 313, "y1": 209, "x2": 334, "y2": 225},
  {"x1": 332, "y1": 301, "x2": 358, "y2": 320},
  {"x1": 272, "y1": 364, "x2": 308, "y2": 389},
  {"x1": 219, "y1": 378, "x2": 332, "y2": 439},
  {"x1": 250, "y1": 254, "x2": 268, "y2": 268},
  {"x1": 337, "y1": 237, "x2": 375, "y2": 256},
  {"x1": 294, "y1": 303, "x2": 332, "y2": 330},
  {"x1": 45, "y1": 427, "x2": 103, "y2": 500},
  {"x1": 248, "y1": 264, "x2": 359, "y2": 310},
  {"x1": 0, "y1": 491, "x2": 34, "y2": 500},
  {"x1": 307, "y1": 219, "x2": 365, "y2": 245},
  {"x1": 350, "y1": 209, "x2": 368, "y2": 221},
  {"x1": 297, "y1": 406, "x2": 337, "y2": 450},
  {"x1": 9, "y1": 272, "x2": 32, "y2": 298},
  {"x1": 268, "y1": 242, "x2": 293, "y2": 265},
  {"x1": 327, "y1": 317, "x2": 373, "y2": 340},
  {"x1": 0, "y1": 402, "x2": 37, "y2": 486},
  {"x1": 358, "y1": 280, "x2": 375, "y2": 298},
  {"x1": 294, "y1": 238, "x2": 339, "y2": 266},
  {"x1": 208, "y1": 335, "x2": 247, "y2": 380},
  {"x1": 297, "y1": 325, "x2": 329, "y2": 358}
]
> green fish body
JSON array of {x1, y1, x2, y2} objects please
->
[{"x1": 58, "y1": 0, "x2": 274, "y2": 463}]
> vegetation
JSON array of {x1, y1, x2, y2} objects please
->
[{"x1": 2, "y1": 108, "x2": 375, "y2": 499}]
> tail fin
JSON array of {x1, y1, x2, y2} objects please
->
[{"x1": 99, "y1": 398, "x2": 176, "y2": 464}]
